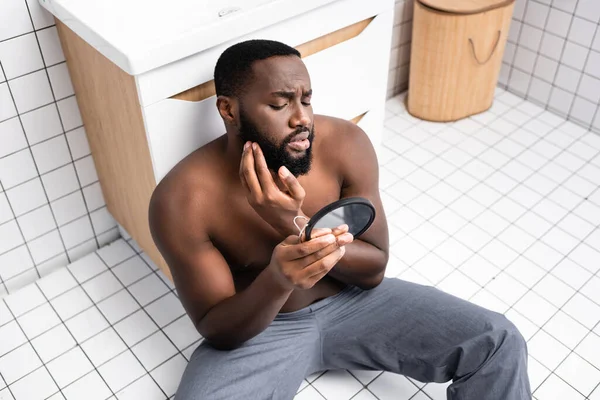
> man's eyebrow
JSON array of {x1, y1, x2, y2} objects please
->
[{"x1": 271, "y1": 89, "x2": 313, "y2": 99}]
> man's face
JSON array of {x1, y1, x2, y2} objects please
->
[{"x1": 237, "y1": 56, "x2": 315, "y2": 177}]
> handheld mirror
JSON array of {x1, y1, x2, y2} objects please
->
[{"x1": 303, "y1": 197, "x2": 376, "y2": 241}]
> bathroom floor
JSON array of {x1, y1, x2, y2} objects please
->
[{"x1": 1, "y1": 89, "x2": 600, "y2": 400}]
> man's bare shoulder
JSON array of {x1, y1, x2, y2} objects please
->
[
  {"x1": 314, "y1": 114, "x2": 370, "y2": 160},
  {"x1": 149, "y1": 137, "x2": 227, "y2": 241}
]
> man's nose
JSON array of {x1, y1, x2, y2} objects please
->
[{"x1": 291, "y1": 104, "x2": 311, "y2": 128}]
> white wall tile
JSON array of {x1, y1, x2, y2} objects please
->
[
  {"x1": 65, "y1": 127, "x2": 90, "y2": 160},
  {"x1": 0, "y1": 0, "x2": 33, "y2": 42},
  {"x1": 0, "y1": 149, "x2": 37, "y2": 189},
  {"x1": 39, "y1": 166, "x2": 78, "y2": 207},
  {"x1": 16, "y1": 205, "x2": 56, "y2": 241},
  {"x1": 585, "y1": 50, "x2": 600, "y2": 79},
  {"x1": 579, "y1": 74, "x2": 600, "y2": 103},
  {"x1": 8, "y1": 70, "x2": 53, "y2": 114},
  {"x1": 594, "y1": 29, "x2": 600, "y2": 51},
  {"x1": 60, "y1": 216, "x2": 94, "y2": 249},
  {"x1": 74, "y1": 155, "x2": 98, "y2": 187},
  {"x1": 57, "y1": 96, "x2": 82, "y2": 131},
  {"x1": 5, "y1": 178, "x2": 47, "y2": 216},
  {"x1": 519, "y1": 24, "x2": 543, "y2": 51},
  {"x1": 0, "y1": 33, "x2": 44, "y2": 80},
  {"x1": 568, "y1": 17, "x2": 597, "y2": 47},
  {"x1": 571, "y1": 96, "x2": 597, "y2": 125},
  {"x1": 36, "y1": 250, "x2": 68, "y2": 277},
  {"x1": 37, "y1": 27, "x2": 65, "y2": 67},
  {"x1": 28, "y1": 229, "x2": 64, "y2": 264},
  {"x1": 562, "y1": 41, "x2": 589, "y2": 70},
  {"x1": 528, "y1": 77, "x2": 552, "y2": 104},
  {"x1": 0, "y1": 117, "x2": 27, "y2": 158},
  {"x1": 540, "y1": 32, "x2": 566, "y2": 61},
  {"x1": 20, "y1": 103, "x2": 63, "y2": 145},
  {"x1": 47, "y1": 63, "x2": 74, "y2": 100},
  {"x1": 51, "y1": 191, "x2": 86, "y2": 226},
  {"x1": 514, "y1": 46, "x2": 537, "y2": 72},
  {"x1": 0, "y1": 191, "x2": 13, "y2": 225},
  {"x1": 554, "y1": 0, "x2": 578, "y2": 13},
  {"x1": 66, "y1": 238, "x2": 98, "y2": 262},
  {"x1": 546, "y1": 8, "x2": 573, "y2": 38},
  {"x1": 524, "y1": 1, "x2": 550, "y2": 30},
  {"x1": 0, "y1": 245, "x2": 33, "y2": 282},
  {"x1": 509, "y1": 68, "x2": 532, "y2": 96},
  {"x1": 26, "y1": 0, "x2": 55, "y2": 30},
  {"x1": 0, "y1": 83, "x2": 17, "y2": 121},
  {"x1": 554, "y1": 64, "x2": 581, "y2": 92},
  {"x1": 31, "y1": 134, "x2": 72, "y2": 174},
  {"x1": 575, "y1": 0, "x2": 600, "y2": 24},
  {"x1": 549, "y1": 87, "x2": 575, "y2": 116}
]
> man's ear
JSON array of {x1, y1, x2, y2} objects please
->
[{"x1": 216, "y1": 96, "x2": 238, "y2": 126}]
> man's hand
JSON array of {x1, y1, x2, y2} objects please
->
[
  {"x1": 266, "y1": 227, "x2": 353, "y2": 291},
  {"x1": 239, "y1": 142, "x2": 308, "y2": 236}
]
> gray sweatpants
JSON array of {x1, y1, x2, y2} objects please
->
[{"x1": 176, "y1": 277, "x2": 532, "y2": 399}]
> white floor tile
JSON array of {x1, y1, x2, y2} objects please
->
[
  {"x1": 163, "y1": 316, "x2": 200, "y2": 352},
  {"x1": 532, "y1": 274, "x2": 576, "y2": 308},
  {"x1": 513, "y1": 291, "x2": 557, "y2": 327},
  {"x1": 528, "y1": 356, "x2": 552, "y2": 392},
  {"x1": 0, "y1": 301, "x2": 12, "y2": 326},
  {"x1": 550, "y1": 258, "x2": 593, "y2": 290},
  {"x1": 67, "y1": 253, "x2": 108, "y2": 284},
  {"x1": 112, "y1": 256, "x2": 153, "y2": 287},
  {"x1": 49, "y1": 286, "x2": 93, "y2": 321},
  {"x1": 294, "y1": 385, "x2": 326, "y2": 400},
  {"x1": 64, "y1": 306, "x2": 109, "y2": 344},
  {"x1": 4, "y1": 283, "x2": 46, "y2": 317},
  {"x1": 436, "y1": 270, "x2": 480, "y2": 301},
  {"x1": 36, "y1": 267, "x2": 77, "y2": 300},
  {"x1": 567, "y1": 243, "x2": 600, "y2": 274},
  {"x1": 422, "y1": 381, "x2": 450, "y2": 400},
  {"x1": 128, "y1": 274, "x2": 170, "y2": 307},
  {"x1": 505, "y1": 309, "x2": 539, "y2": 341},
  {"x1": 150, "y1": 354, "x2": 187, "y2": 397},
  {"x1": 62, "y1": 371, "x2": 112, "y2": 400},
  {"x1": 81, "y1": 327, "x2": 127, "y2": 367},
  {"x1": 534, "y1": 373, "x2": 585, "y2": 400},
  {"x1": 543, "y1": 311, "x2": 590, "y2": 350},
  {"x1": 368, "y1": 372, "x2": 419, "y2": 400},
  {"x1": 145, "y1": 292, "x2": 185, "y2": 328},
  {"x1": 116, "y1": 375, "x2": 166, "y2": 400},
  {"x1": 0, "y1": 320, "x2": 26, "y2": 357},
  {"x1": 46, "y1": 346, "x2": 93, "y2": 388},
  {"x1": 97, "y1": 289, "x2": 140, "y2": 325},
  {"x1": 17, "y1": 303, "x2": 60, "y2": 339},
  {"x1": 312, "y1": 370, "x2": 363, "y2": 400},
  {"x1": 349, "y1": 389, "x2": 379, "y2": 400},
  {"x1": 82, "y1": 270, "x2": 123, "y2": 303},
  {"x1": 131, "y1": 331, "x2": 177, "y2": 371},
  {"x1": 469, "y1": 288, "x2": 510, "y2": 314},
  {"x1": 459, "y1": 254, "x2": 501, "y2": 286},
  {"x1": 114, "y1": 310, "x2": 159, "y2": 347},
  {"x1": 529, "y1": 330, "x2": 572, "y2": 371},
  {"x1": 432, "y1": 238, "x2": 474, "y2": 268},
  {"x1": 563, "y1": 293, "x2": 600, "y2": 329},
  {"x1": 30, "y1": 324, "x2": 76, "y2": 364},
  {"x1": 9, "y1": 367, "x2": 58, "y2": 400},
  {"x1": 0, "y1": 343, "x2": 42, "y2": 384},
  {"x1": 555, "y1": 352, "x2": 600, "y2": 397},
  {"x1": 485, "y1": 272, "x2": 529, "y2": 306},
  {"x1": 98, "y1": 350, "x2": 146, "y2": 393}
]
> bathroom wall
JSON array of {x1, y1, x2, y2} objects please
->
[
  {"x1": 387, "y1": 0, "x2": 414, "y2": 98},
  {"x1": 0, "y1": 0, "x2": 119, "y2": 296},
  {"x1": 499, "y1": 0, "x2": 600, "y2": 134}
]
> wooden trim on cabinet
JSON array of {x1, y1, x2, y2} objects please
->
[
  {"x1": 56, "y1": 20, "x2": 170, "y2": 277},
  {"x1": 170, "y1": 17, "x2": 375, "y2": 103}
]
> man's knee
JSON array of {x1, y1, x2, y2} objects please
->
[{"x1": 485, "y1": 311, "x2": 528, "y2": 359}]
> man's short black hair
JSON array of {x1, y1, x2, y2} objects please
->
[{"x1": 214, "y1": 39, "x2": 301, "y2": 97}]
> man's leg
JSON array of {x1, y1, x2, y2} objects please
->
[
  {"x1": 316, "y1": 277, "x2": 531, "y2": 400},
  {"x1": 175, "y1": 311, "x2": 321, "y2": 400}
]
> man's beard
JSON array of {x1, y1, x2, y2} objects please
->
[{"x1": 238, "y1": 109, "x2": 314, "y2": 177}]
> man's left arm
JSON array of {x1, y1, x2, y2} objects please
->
[{"x1": 326, "y1": 122, "x2": 390, "y2": 290}]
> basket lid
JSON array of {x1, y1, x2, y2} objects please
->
[{"x1": 417, "y1": 0, "x2": 514, "y2": 14}]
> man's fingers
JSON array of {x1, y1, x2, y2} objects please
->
[
  {"x1": 332, "y1": 224, "x2": 349, "y2": 236},
  {"x1": 239, "y1": 142, "x2": 262, "y2": 198},
  {"x1": 283, "y1": 233, "x2": 336, "y2": 260},
  {"x1": 303, "y1": 246, "x2": 346, "y2": 279},
  {"x1": 278, "y1": 166, "x2": 305, "y2": 201}
]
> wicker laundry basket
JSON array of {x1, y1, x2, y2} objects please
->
[{"x1": 407, "y1": 0, "x2": 515, "y2": 122}]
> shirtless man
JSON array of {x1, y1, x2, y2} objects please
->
[{"x1": 148, "y1": 40, "x2": 531, "y2": 400}]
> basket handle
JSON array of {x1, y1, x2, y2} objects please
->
[{"x1": 469, "y1": 30, "x2": 502, "y2": 65}]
